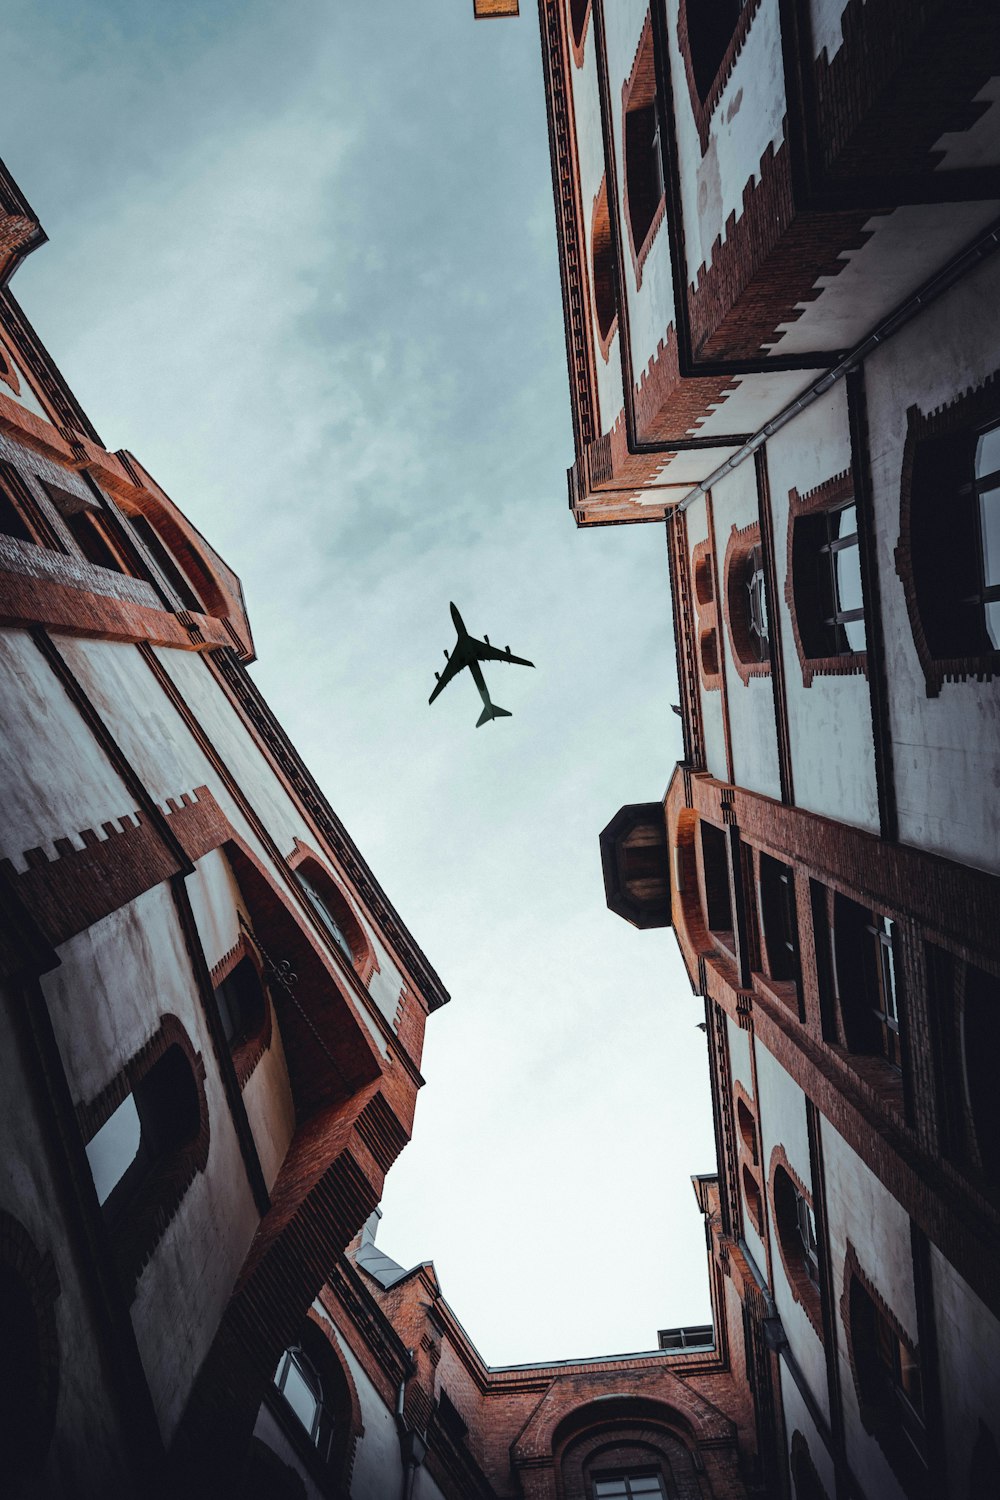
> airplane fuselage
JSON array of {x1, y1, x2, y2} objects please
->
[{"x1": 430, "y1": 602, "x2": 533, "y2": 726}]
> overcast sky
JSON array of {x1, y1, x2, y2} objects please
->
[{"x1": 6, "y1": 0, "x2": 717, "y2": 1365}]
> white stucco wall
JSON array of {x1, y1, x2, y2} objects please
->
[
  {"x1": 332, "y1": 1330, "x2": 405, "y2": 1500},
  {"x1": 41, "y1": 884, "x2": 262, "y2": 1445},
  {"x1": 864, "y1": 252, "x2": 1000, "y2": 873},
  {"x1": 665, "y1": 0, "x2": 785, "y2": 290},
  {"x1": 685, "y1": 495, "x2": 728, "y2": 782},
  {"x1": 568, "y1": 1, "x2": 625, "y2": 434},
  {"x1": 709, "y1": 463, "x2": 782, "y2": 800},
  {"x1": 0, "y1": 627, "x2": 136, "y2": 872},
  {"x1": 726, "y1": 1014, "x2": 753, "y2": 1098},
  {"x1": 820, "y1": 1118, "x2": 915, "y2": 1500},
  {"x1": 779, "y1": 1361, "x2": 837, "y2": 1500},
  {"x1": 765, "y1": 386, "x2": 879, "y2": 832},
  {"x1": 0, "y1": 985, "x2": 134, "y2": 1496},
  {"x1": 930, "y1": 1245, "x2": 1000, "y2": 1499}
]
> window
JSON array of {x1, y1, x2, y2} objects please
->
[
  {"x1": 725, "y1": 523, "x2": 771, "y2": 680},
  {"x1": 591, "y1": 177, "x2": 617, "y2": 356},
  {"x1": 795, "y1": 501, "x2": 865, "y2": 657},
  {"x1": 593, "y1": 1477, "x2": 666, "y2": 1499},
  {"x1": 772, "y1": 1156, "x2": 823, "y2": 1334},
  {"x1": 832, "y1": 896, "x2": 903, "y2": 1071},
  {"x1": 692, "y1": 539, "x2": 722, "y2": 691},
  {"x1": 44, "y1": 482, "x2": 131, "y2": 574},
  {"x1": 758, "y1": 854, "x2": 799, "y2": 989},
  {"x1": 684, "y1": 0, "x2": 745, "y2": 103},
  {"x1": 909, "y1": 419, "x2": 1000, "y2": 660},
  {"x1": 128, "y1": 512, "x2": 203, "y2": 613},
  {"x1": 295, "y1": 867, "x2": 356, "y2": 967},
  {"x1": 736, "y1": 1095, "x2": 758, "y2": 1165},
  {"x1": 0, "y1": 477, "x2": 35, "y2": 543},
  {"x1": 742, "y1": 1162, "x2": 764, "y2": 1236},
  {"x1": 847, "y1": 1255, "x2": 927, "y2": 1488},
  {"x1": 213, "y1": 955, "x2": 268, "y2": 1055},
  {"x1": 274, "y1": 1346, "x2": 335, "y2": 1462},
  {"x1": 568, "y1": 0, "x2": 591, "y2": 56},
  {"x1": 85, "y1": 1044, "x2": 202, "y2": 1222},
  {"x1": 622, "y1": 19, "x2": 666, "y2": 275},
  {"x1": 78, "y1": 1016, "x2": 209, "y2": 1296}
]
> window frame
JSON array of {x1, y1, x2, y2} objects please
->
[
  {"x1": 724, "y1": 520, "x2": 772, "y2": 682},
  {"x1": 621, "y1": 16, "x2": 667, "y2": 285},
  {"x1": 786, "y1": 471, "x2": 869, "y2": 687}
]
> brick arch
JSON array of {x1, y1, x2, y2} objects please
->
[
  {"x1": 288, "y1": 838, "x2": 379, "y2": 986},
  {"x1": 514, "y1": 1374, "x2": 737, "y2": 1472},
  {"x1": 672, "y1": 807, "x2": 713, "y2": 963},
  {"x1": 304, "y1": 1308, "x2": 365, "y2": 1489},
  {"x1": 559, "y1": 1424, "x2": 703, "y2": 1500}
]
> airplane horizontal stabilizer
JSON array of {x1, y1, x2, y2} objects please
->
[{"x1": 476, "y1": 703, "x2": 512, "y2": 728}]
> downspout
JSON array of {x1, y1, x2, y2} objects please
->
[{"x1": 396, "y1": 1361, "x2": 427, "y2": 1500}]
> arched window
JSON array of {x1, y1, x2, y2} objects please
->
[
  {"x1": 295, "y1": 865, "x2": 357, "y2": 969},
  {"x1": 846, "y1": 1258, "x2": 926, "y2": 1486},
  {"x1": 692, "y1": 540, "x2": 722, "y2": 691},
  {"x1": 832, "y1": 895, "x2": 903, "y2": 1071},
  {"x1": 772, "y1": 1157, "x2": 822, "y2": 1334},
  {"x1": 79, "y1": 1017, "x2": 209, "y2": 1295},
  {"x1": 725, "y1": 523, "x2": 771, "y2": 681},
  {"x1": 273, "y1": 1346, "x2": 335, "y2": 1462},
  {"x1": 742, "y1": 1163, "x2": 764, "y2": 1236},
  {"x1": 568, "y1": 0, "x2": 591, "y2": 57},
  {"x1": 909, "y1": 420, "x2": 1000, "y2": 660},
  {"x1": 622, "y1": 21, "x2": 665, "y2": 275},
  {"x1": 792, "y1": 501, "x2": 865, "y2": 658},
  {"x1": 790, "y1": 1431, "x2": 830, "y2": 1500},
  {"x1": 591, "y1": 178, "x2": 617, "y2": 357},
  {"x1": 736, "y1": 1096, "x2": 758, "y2": 1165}
]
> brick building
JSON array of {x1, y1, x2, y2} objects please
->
[
  {"x1": 5, "y1": 0, "x2": 1000, "y2": 1493},
  {"x1": 524, "y1": 0, "x2": 1000, "y2": 1497}
]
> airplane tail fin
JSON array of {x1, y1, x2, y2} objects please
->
[{"x1": 476, "y1": 703, "x2": 512, "y2": 728}]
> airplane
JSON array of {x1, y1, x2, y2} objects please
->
[{"x1": 429, "y1": 602, "x2": 534, "y2": 727}]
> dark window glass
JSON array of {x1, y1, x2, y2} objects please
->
[
  {"x1": 569, "y1": 0, "x2": 589, "y2": 47},
  {"x1": 850, "y1": 1277, "x2": 926, "y2": 1471},
  {"x1": 624, "y1": 100, "x2": 664, "y2": 253},
  {"x1": 0, "y1": 481, "x2": 34, "y2": 543},
  {"x1": 592, "y1": 179, "x2": 617, "y2": 346},
  {"x1": 759, "y1": 854, "x2": 799, "y2": 985},
  {"x1": 65, "y1": 508, "x2": 126, "y2": 573},
  {"x1": 700, "y1": 821, "x2": 733, "y2": 940},
  {"x1": 794, "y1": 501, "x2": 865, "y2": 657},
  {"x1": 910, "y1": 419, "x2": 1000, "y2": 658},
  {"x1": 213, "y1": 956, "x2": 267, "y2": 1053},
  {"x1": 593, "y1": 1476, "x2": 666, "y2": 1499},
  {"x1": 833, "y1": 896, "x2": 902, "y2": 1069},
  {"x1": 274, "y1": 1346, "x2": 335, "y2": 1462},
  {"x1": 688, "y1": 0, "x2": 745, "y2": 102},
  {"x1": 736, "y1": 1097, "x2": 758, "y2": 1164},
  {"x1": 129, "y1": 513, "x2": 203, "y2": 613},
  {"x1": 795, "y1": 1192, "x2": 820, "y2": 1290},
  {"x1": 85, "y1": 1044, "x2": 201, "y2": 1222},
  {"x1": 296, "y1": 868, "x2": 355, "y2": 966},
  {"x1": 745, "y1": 542, "x2": 770, "y2": 660}
]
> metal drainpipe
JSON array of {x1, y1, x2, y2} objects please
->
[
  {"x1": 396, "y1": 1368, "x2": 426, "y2": 1500},
  {"x1": 671, "y1": 218, "x2": 1000, "y2": 517}
]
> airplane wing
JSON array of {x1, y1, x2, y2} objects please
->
[
  {"x1": 428, "y1": 649, "x2": 466, "y2": 705},
  {"x1": 472, "y1": 639, "x2": 535, "y2": 669}
]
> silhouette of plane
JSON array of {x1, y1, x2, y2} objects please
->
[{"x1": 429, "y1": 603, "x2": 534, "y2": 727}]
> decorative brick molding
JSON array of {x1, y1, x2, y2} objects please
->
[
  {"x1": 894, "y1": 372, "x2": 1000, "y2": 697},
  {"x1": 76, "y1": 1012, "x2": 210, "y2": 1299},
  {"x1": 561, "y1": 1421, "x2": 704, "y2": 1500},
  {"x1": 768, "y1": 1145, "x2": 823, "y2": 1341},
  {"x1": 840, "y1": 1240, "x2": 925, "y2": 1496},
  {"x1": 0, "y1": 1212, "x2": 61, "y2": 1489},
  {"x1": 723, "y1": 520, "x2": 771, "y2": 684},
  {"x1": 621, "y1": 14, "x2": 667, "y2": 289},
  {"x1": 676, "y1": 0, "x2": 764, "y2": 156},
  {"x1": 567, "y1": 0, "x2": 592, "y2": 68},
  {"x1": 785, "y1": 468, "x2": 868, "y2": 687},
  {"x1": 209, "y1": 929, "x2": 274, "y2": 1090},
  {"x1": 692, "y1": 538, "x2": 722, "y2": 691},
  {"x1": 686, "y1": 135, "x2": 872, "y2": 362}
]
